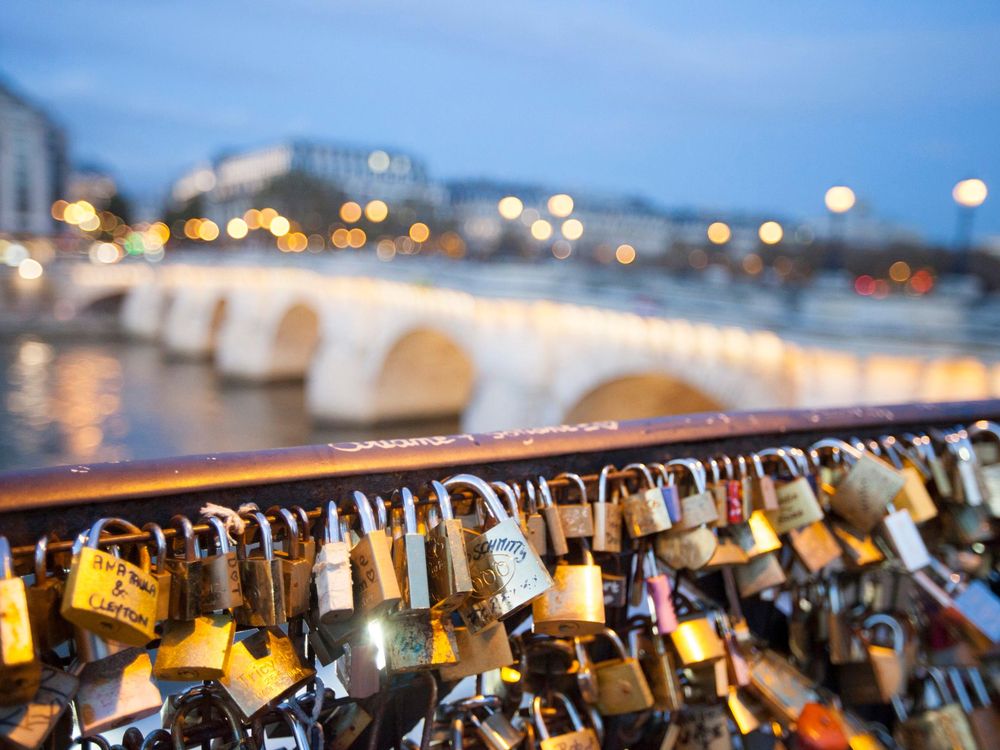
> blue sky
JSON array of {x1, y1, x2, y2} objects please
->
[{"x1": 3, "y1": 1, "x2": 999, "y2": 241}]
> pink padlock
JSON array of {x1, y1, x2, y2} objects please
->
[{"x1": 644, "y1": 549, "x2": 678, "y2": 634}]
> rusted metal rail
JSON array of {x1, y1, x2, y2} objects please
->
[{"x1": 2, "y1": 400, "x2": 999, "y2": 549}]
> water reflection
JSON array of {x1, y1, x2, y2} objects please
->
[{"x1": 0, "y1": 335, "x2": 460, "y2": 472}]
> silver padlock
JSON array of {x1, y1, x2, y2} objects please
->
[
  {"x1": 463, "y1": 696, "x2": 525, "y2": 750},
  {"x1": 313, "y1": 500, "x2": 354, "y2": 624},
  {"x1": 392, "y1": 487, "x2": 431, "y2": 612}
]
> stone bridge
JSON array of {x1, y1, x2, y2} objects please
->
[{"x1": 64, "y1": 262, "x2": 1000, "y2": 433}]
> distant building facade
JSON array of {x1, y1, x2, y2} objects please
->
[
  {"x1": 0, "y1": 81, "x2": 67, "y2": 235},
  {"x1": 171, "y1": 140, "x2": 443, "y2": 224}
]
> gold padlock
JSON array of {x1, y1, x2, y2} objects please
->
[
  {"x1": 25, "y1": 535, "x2": 73, "y2": 653},
  {"x1": 382, "y1": 609, "x2": 459, "y2": 673},
  {"x1": 0, "y1": 663, "x2": 78, "y2": 750},
  {"x1": 153, "y1": 611, "x2": 235, "y2": 681},
  {"x1": 592, "y1": 465, "x2": 623, "y2": 554},
  {"x1": 669, "y1": 609, "x2": 726, "y2": 668},
  {"x1": 588, "y1": 628, "x2": 655, "y2": 715},
  {"x1": 60, "y1": 518, "x2": 159, "y2": 647},
  {"x1": 620, "y1": 463, "x2": 673, "y2": 538},
  {"x1": 425, "y1": 480, "x2": 474, "y2": 614},
  {"x1": 552, "y1": 472, "x2": 594, "y2": 539},
  {"x1": 218, "y1": 627, "x2": 315, "y2": 719},
  {"x1": 532, "y1": 693, "x2": 600, "y2": 750},
  {"x1": 439, "y1": 622, "x2": 514, "y2": 681},
  {"x1": 532, "y1": 541, "x2": 606, "y2": 637},
  {"x1": 73, "y1": 646, "x2": 162, "y2": 737},
  {"x1": 0, "y1": 536, "x2": 41, "y2": 707},
  {"x1": 348, "y1": 491, "x2": 402, "y2": 617}
]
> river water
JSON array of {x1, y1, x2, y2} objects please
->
[{"x1": 0, "y1": 332, "x2": 459, "y2": 472}]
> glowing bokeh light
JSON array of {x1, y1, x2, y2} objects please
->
[
  {"x1": 198, "y1": 219, "x2": 220, "y2": 241},
  {"x1": 349, "y1": 228, "x2": 367, "y2": 248},
  {"x1": 824, "y1": 186, "x2": 856, "y2": 214},
  {"x1": 227, "y1": 218, "x2": 249, "y2": 239},
  {"x1": 340, "y1": 202, "x2": 362, "y2": 223},
  {"x1": 889, "y1": 260, "x2": 911, "y2": 283},
  {"x1": 742, "y1": 253, "x2": 763, "y2": 275},
  {"x1": 269, "y1": 216, "x2": 290, "y2": 237},
  {"x1": 18, "y1": 258, "x2": 43, "y2": 280},
  {"x1": 409, "y1": 222, "x2": 430, "y2": 243},
  {"x1": 547, "y1": 194, "x2": 574, "y2": 218},
  {"x1": 244, "y1": 209, "x2": 261, "y2": 229},
  {"x1": 758, "y1": 221, "x2": 783, "y2": 245},
  {"x1": 953, "y1": 178, "x2": 988, "y2": 208},
  {"x1": 706, "y1": 222, "x2": 731, "y2": 244},
  {"x1": 497, "y1": 196, "x2": 524, "y2": 220},
  {"x1": 615, "y1": 244, "x2": 636, "y2": 264},
  {"x1": 365, "y1": 200, "x2": 389, "y2": 223},
  {"x1": 552, "y1": 240, "x2": 572, "y2": 260},
  {"x1": 331, "y1": 228, "x2": 350, "y2": 248},
  {"x1": 561, "y1": 218, "x2": 584, "y2": 241},
  {"x1": 530, "y1": 219, "x2": 552, "y2": 241},
  {"x1": 368, "y1": 151, "x2": 391, "y2": 173}
]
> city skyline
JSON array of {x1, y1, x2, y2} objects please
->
[{"x1": 3, "y1": 1, "x2": 999, "y2": 242}]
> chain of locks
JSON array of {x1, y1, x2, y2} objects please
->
[{"x1": 4, "y1": 422, "x2": 1000, "y2": 750}]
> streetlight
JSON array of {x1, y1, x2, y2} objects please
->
[
  {"x1": 824, "y1": 185, "x2": 855, "y2": 272},
  {"x1": 952, "y1": 178, "x2": 988, "y2": 275}
]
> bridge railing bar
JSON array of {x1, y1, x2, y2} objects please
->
[{"x1": 2, "y1": 399, "x2": 999, "y2": 548}]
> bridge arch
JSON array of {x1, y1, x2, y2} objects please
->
[
  {"x1": 372, "y1": 326, "x2": 475, "y2": 423},
  {"x1": 564, "y1": 372, "x2": 726, "y2": 423},
  {"x1": 270, "y1": 302, "x2": 321, "y2": 380}
]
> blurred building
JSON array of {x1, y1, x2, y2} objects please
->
[
  {"x1": 171, "y1": 140, "x2": 443, "y2": 223},
  {"x1": 0, "y1": 80, "x2": 67, "y2": 235},
  {"x1": 449, "y1": 179, "x2": 675, "y2": 260},
  {"x1": 68, "y1": 167, "x2": 117, "y2": 209}
]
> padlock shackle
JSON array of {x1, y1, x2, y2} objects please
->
[
  {"x1": 239, "y1": 511, "x2": 274, "y2": 559},
  {"x1": 142, "y1": 522, "x2": 168, "y2": 573},
  {"x1": 704, "y1": 457, "x2": 721, "y2": 485},
  {"x1": 532, "y1": 692, "x2": 585, "y2": 740},
  {"x1": 809, "y1": 438, "x2": 862, "y2": 464},
  {"x1": 170, "y1": 515, "x2": 198, "y2": 561},
  {"x1": 276, "y1": 706, "x2": 310, "y2": 750},
  {"x1": 757, "y1": 447, "x2": 800, "y2": 477},
  {"x1": 945, "y1": 666, "x2": 974, "y2": 713},
  {"x1": 967, "y1": 668, "x2": 992, "y2": 707},
  {"x1": 597, "y1": 464, "x2": 619, "y2": 505},
  {"x1": 348, "y1": 490, "x2": 378, "y2": 534},
  {"x1": 267, "y1": 506, "x2": 302, "y2": 559},
  {"x1": 666, "y1": 458, "x2": 707, "y2": 494},
  {"x1": 322, "y1": 501, "x2": 343, "y2": 543},
  {"x1": 968, "y1": 419, "x2": 1000, "y2": 447},
  {"x1": 555, "y1": 472, "x2": 588, "y2": 503},
  {"x1": 622, "y1": 462, "x2": 656, "y2": 490},
  {"x1": 33, "y1": 533, "x2": 52, "y2": 581},
  {"x1": 443, "y1": 474, "x2": 507, "y2": 524},
  {"x1": 75, "y1": 517, "x2": 151, "y2": 571},
  {"x1": 0, "y1": 536, "x2": 13, "y2": 578},
  {"x1": 430, "y1": 480, "x2": 454, "y2": 521},
  {"x1": 204, "y1": 516, "x2": 232, "y2": 553},
  {"x1": 392, "y1": 487, "x2": 419, "y2": 534},
  {"x1": 522, "y1": 479, "x2": 538, "y2": 513},
  {"x1": 490, "y1": 481, "x2": 520, "y2": 520},
  {"x1": 373, "y1": 495, "x2": 389, "y2": 531},
  {"x1": 861, "y1": 613, "x2": 905, "y2": 653},
  {"x1": 171, "y1": 686, "x2": 249, "y2": 750}
]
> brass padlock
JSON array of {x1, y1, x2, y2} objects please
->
[
  {"x1": 446, "y1": 474, "x2": 553, "y2": 633},
  {"x1": 313, "y1": 500, "x2": 354, "y2": 624},
  {"x1": 142, "y1": 523, "x2": 172, "y2": 624},
  {"x1": 165, "y1": 515, "x2": 203, "y2": 621},
  {"x1": 200, "y1": 516, "x2": 244, "y2": 613},
  {"x1": 461, "y1": 694, "x2": 524, "y2": 750},
  {"x1": 588, "y1": 628, "x2": 655, "y2": 715},
  {"x1": 73, "y1": 646, "x2": 162, "y2": 737},
  {"x1": 425, "y1": 480, "x2": 474, "y2": 614},
  {"x1": 391, "y1": 487, "x2": 431, "y2": 612},
  {"x1": 768, "y1": 473, "x2": 824, "y2": 534},
  {"x1": 233, "y1": 511, "x2": 286, "y2": 627},
  {"x1": 669, "y1": 606, "x2": 726, "y2": 668},
  {"x1": 153, "y1": 610, "x2": 235, "y2": 681},
  {"x1": 291, "y1": 504, "x2": 317, "y2": 566},
  {"x1": 591, "y1": 465, "x2": 623, "y2": 554},
  {"x1": 676, "y1": 703, "x2": 733, "y2": 750},
  {"x1": 734, "y1": 551, "x2": 786, "y2": 598},
  {"x1": 747, "y1": 649, "x2": 822, "y2": 724},
  {"x1": 439, "y1": 622, "x2": 514, "y2": 681},
  {"x1": 788, "y1": 520, "x2": 842, "y2": 573},
  {"x1": 628, "y1": 621, "x2": 684, "y2": 712},
  {"x1": 168, "y1": 686, "x2": 253, "y2": 750},
  {"x1": 268, "y1": 506, "x2": 312, "y2": 618},
  {"x1": 218, "y1": 627, "x2": 315, "y2": 719},
  {"x1": 532, "y1": 692, "x2": 600, "y2": 750},
  {"x1": 0, "y1": 536, "x2": 41, "y2": 707},
  {"x1": 0, "y1": 663, "x2": 78, "y2": 750},
  {"x1": 535, "y1": 477, "x2": 569, "y2": 557},
  {"x1": 382, "y1": 609, "x2": 459, "y2": 673},
  {"x1": 25, "y1": 534, "x2": 72, "y2": 655},
  {"x1": 620, "y1": 462, "x2": 673, "y2": 538},
  {"x1": 518, "y1": 480, "x2": 549, "y2": 558},
  {"x1": 838, "y1": 614, "x2": 906, "y2": 704},
  {"x1": 817, "y1": 439, "x2": 905, "y2": 532},
  {"x1": 60, "y1": 518, "x2": 159, "y2": 648},
  {"x1": 532, "y1": 541, "x2": 606, "y2": 637},
  {"x1": 728, "y1": 510, "x2": 781, "y2": 558},
  {"x1": 552, "y1": 472, "x2": 594, "y2": 539},
  {"x1": 666, "y1": 458, "x2": 720, "y2": 530},
  {"x1": 348, "y1": 490, "x2": 402, "y2": 617}
]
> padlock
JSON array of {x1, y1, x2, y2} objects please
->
[
  {"x1": 141, "y1": 523, "x2": 172, "y2": 624},
  {"x1": 768, "y1": 473, "x2": 824, "y2": 534},
  {"x1": 950, "y1": 433, "x2": 987, "y2": 507},
  {"x1": 60, "y1": 518, "x2": 159, "y2": 648},
  {"x1": 643, "y1": 547, "x2": 678, "y2": 633},
  {"x1": 518, "y1": 480, "x2": 549, "y2": 557},
  {"x1": 795, "y1": 702, "x2": 850, "y2": 750},
  {"x1": 656, "y1": 525, "x2": 718, "y2": 571},
  {"x1": 169, "y1": 686, "x2": 253, "y2": 750},
  {"x1": 588, "y1": 627, "x2": 655, "y2": 715},
  {"x1": 325, "y1": 702, "x2": 373, "y2": 750},
  {"x1": 747, "y1": 452, "x2": 780, "y2": 511},
  {"x1": 439, "y1": 622, "x2": 514, "y2": 681},
  {"x1": 532, "y1": 692, "x2": 600, "y2": 750},
  {"x1": 165, "y1": 515, "x2": 203, "y2": 621},
  {"x1": 391, "y1": 487, "x2": 431, "y2": 612},
  {"x1": 233, "y1": 511, "x2": 286, "y2": 627},
  {"x1": 73, "y1": 646, "x2": 162, "y2": 737},
  {"x1": 628, "y1": 621, "x2": 684, "y2": 712},
  {"x1": 445, "y1": 474, "x2": 553, "y2": 633},
  {"x1": 675, "y1": 704, "x2": 733, "y2": 750},
  {"x1": 348, "y1": 490, "x2": 402, "y2": 617},
  {"x1": 218, "y1": 627, "x2": 314, "y2": 719},
  {"x1": 313, "y1": 500, "x2": 354, "y2": 624},
  {"x1": 788, "y1": 520, "x2": 842, "y2": 573},
  {"x1": 879, "y1": 503, "x2": 931, "y2": 571},
  {"x1": 729, "y1": 510, "x2": 782, "y2": 558},
  {"x1": 667, "y1": 458, "x2": 720, "y2": 530},
  {"x1": 734, "y1": 552, "x2": 786, "y2": 598},
  {"x1": 830, "y1": 520, "x2": 884, "y2": 568},
  {"x1": 532, "y1": 541, "x2": 605, "y2": 636},
  {"x1": 525, "y1": 479, "x2": 564, "y2": 558},
  {"x1": 888, "y1": 439, "x2": 939, "y2": 523},
  {"x1": 200, "y1": 516, "x2": 243, "y2": 612},
  {"x1": 669, "y1": 605, "x2": 726, "y2": 668},
  {"x1": 291, "y1": 504, "x2": 317, "y2": 566},
  {"x1": 25, "y1": 534, "x2": 72, "y2": 654},
  {"x1": 704, "y1": 537, "x2": 750, "y2": 570},
  {"x1": 424, "y1": 480, "x2": 474, "y2": 614},
  {"x1": 838, "y1": 614, "x2": 906, "y2": 704},
  {"x1": 814, "y1": 439, "x2": 904, "y2": 532},
  {"x1": 153, "y1": 609, "x2": 235, "y2": 681},
  {"x1": 592, "y1": 465, "x2": 623, "y2": 553},
  {"x1": 338, "y1": 629, "x2": 381, "y2": 699},
  {"x1": 651, "y1": 461, "x2": 684, "y2": 524},
  {"x1": 463, "y1": 695, "x2": 524, "y2": 750},
  {"x1": 748, "y1": 649, "x2": 823, "y2": 724},
  {"x1": 552, "y1": 472, "x2": 594, "y2": 539},
  {"x1": 0, "y1": 663, "x2": 78, "y2": 750},
  {"x1": 960, "y1": 667, "x2": 1000, "y2": 750},
  {"x1": 0, "y1": 536, "x2": 41, "y2": 708},
  {"x1": 893, "y1": 668, "x2": 978, "y2": 750},
  {"x1": 620, "y1": 462, "x2": 673, "y2": 537},
  {"x1": 382, "y1": 609, "x2": 459, "y2": 673},
  {"x1": 268, "y1": 506, "x2": 312, "y2": 618}
]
